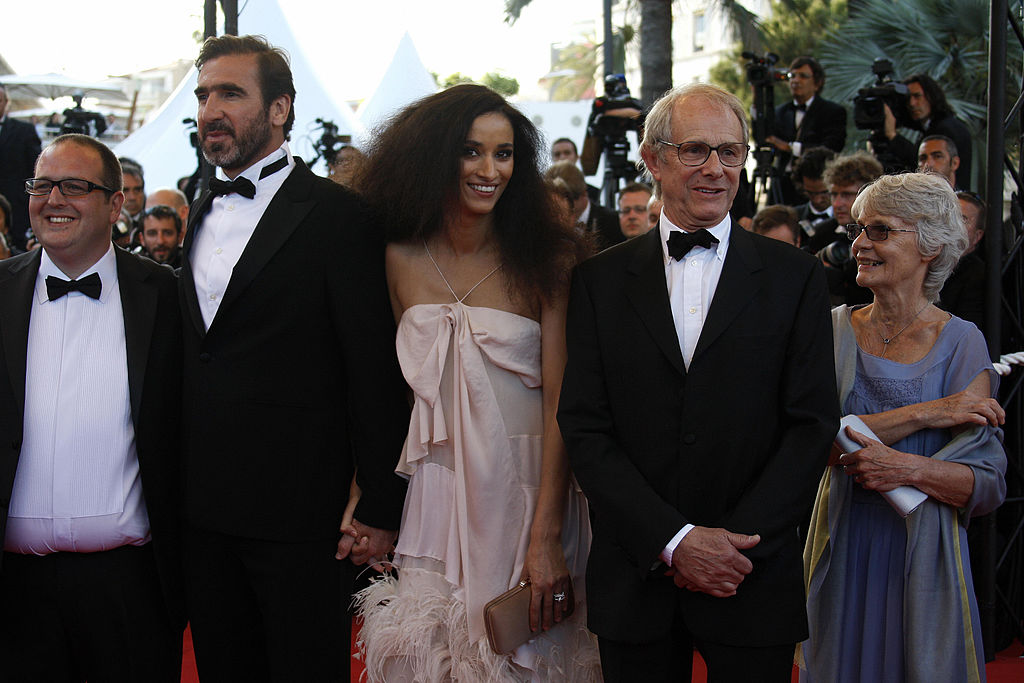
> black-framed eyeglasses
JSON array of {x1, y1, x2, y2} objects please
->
[
  {"x1": 25, "y1": 177, "x2": 116, "y2": 197},
  {"x1": 656, "y1": 140, "x2": 749, "y2": 168},
  {"x1": 845, "y1": 223, "x2": 918, "y2": 241}
]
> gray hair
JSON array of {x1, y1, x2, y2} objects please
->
[
  {"x1": 638, "y1": 83, "x2": 748, "y2": 175},
  {"x1": 851, "y1": 172, "x2": 967, "y2": 302}
]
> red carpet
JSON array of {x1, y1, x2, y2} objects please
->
[{"x1": 179, "y1": 622, "x2": 1024, "y2": 682}]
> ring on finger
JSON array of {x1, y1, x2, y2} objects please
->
[{"x1": 553, "y1": 591, "x2": 567, "y2": 602}]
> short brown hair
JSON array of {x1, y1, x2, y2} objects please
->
[
  {"x1": 43, "y1": 134, "x2": 123, "y2": 193},
  {"x1": 823, "y1": 151, "x2": 883, "y2": 189},
  {"x1": 751, "y1": 204, "x2": 800, "y2": 243}
]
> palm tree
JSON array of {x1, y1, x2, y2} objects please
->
[{"x1": 818, "y1": 0, "x2": 1022, "y2": 176}]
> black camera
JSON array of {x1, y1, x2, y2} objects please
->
[
  {"x1": 819, "y1": 239, "x2": 851, "y2": 269},
  {"x1": 853, "y1": 59, "x2": 912, "y2": 131},
  {"x1": 312, "y1": 118, "x2": 351, "y2": 166},
  {"x1": 580, "y1": 75, "x2": 644, "y2": 178}
]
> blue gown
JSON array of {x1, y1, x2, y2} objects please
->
[{"x1": 801, "y1": 306, "x2": 1006, "y2": 683}]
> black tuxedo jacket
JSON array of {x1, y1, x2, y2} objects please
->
[
  {"x1": 772, "y1": 96, "x2": 847, "y2": 160},
  {"x1": 586, "y1": 202, "x2": 625, "y2": 251},
  {"x1": 179, "y1": 161, "x2": 409, "y2": 542},
  {"x1": 0, "y1": 118, "x2": 42, "y2": 250},
  {"x1": 0, "y1": 248, "x2": 184, "y2": 626},
  {"x1": 559, "y1": 224, "x2": 838, "y2": 646},
  {"x1": 772, "y1": 97, "x2": 847, "y2": 204}
]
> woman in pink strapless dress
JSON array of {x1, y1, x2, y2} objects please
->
[{"x1": 350, "y1": 84, "x2": 600, "y2": 681}]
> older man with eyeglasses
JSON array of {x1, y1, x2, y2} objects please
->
[
  {"x1": 0, "y1": 134, "x2": 184, "y2": 681},
  {"x1": 559, "y1": 82, "x2": 839, "y2": 683}
]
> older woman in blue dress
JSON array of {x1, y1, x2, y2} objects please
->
[{"x1": 800, "y1": 172, "x2": 1006, "y2": 682}]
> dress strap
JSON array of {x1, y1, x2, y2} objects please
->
[{"x1": 423, "y1": 241, "x2": 502, "y2": 304}]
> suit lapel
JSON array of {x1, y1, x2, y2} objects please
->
[
  {"x1": 624, "y1": 229, "x2": 685, "y2": 376},
  {"x1": 692, "y1": 224, "x2": 764, "y2": 361},
  {"x1": 115, "y1": 249, "x2": 157, "y2": 430},
  {"x1": 0, "y1": 252, "x2": 41, "y2": 418},
  {"x1": 179, "y1": 190, "x2": 213, "y2": 338},
  {"x1": 216, "y1": 161, "x2": 315, "y2": 317}
]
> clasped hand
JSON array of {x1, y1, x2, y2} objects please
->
[
  {"x1": 665, "y1": 526, "x2": 760, "y2": 598},
  {"x1": 835, "y1": 427, "x2": 916, "y2": 492}
]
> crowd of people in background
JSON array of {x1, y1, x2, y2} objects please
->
[{"x1": 0, "y1": 38, "x2": 1010, "y2": 683}]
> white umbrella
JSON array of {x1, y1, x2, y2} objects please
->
[{"x1": 0, "y1": 73, "x2": 129, "y2": 103}]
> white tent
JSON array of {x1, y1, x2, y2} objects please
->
[
  {"x1": 114, "y1": 0, "x2": 365, "y2": 191},
  {"x1": 354, "y1": 32, "x2": 437, "y2": 135}
]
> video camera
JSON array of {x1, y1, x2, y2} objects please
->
[
  {"x1": 61, "y1": 94, "x2": 107, "y2": 137},
  {"x1": 580, "y1": 74, "x2": 643, "y2": 175},
  {"x1": 311, "y1": 118, "x2": 351, "y2": 166},
  {"x1": 742, "y1": 52, "x2": 788, "y2": 148},
  {"x1": 853, "y1": 58, "x2": 912, "y2": 131}
]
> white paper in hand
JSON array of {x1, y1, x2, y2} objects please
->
[{"x1": 837, "y1": 415, "x2": 928, "y2": 517}]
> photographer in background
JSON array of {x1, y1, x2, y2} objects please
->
[
  {"x1": 766, "y1": 57, "x2": 847, "y2": 205},
  {"x1": 815, "y1": 152, "x2": 883, "y2": 305},
  {"x1": 882, "y1": 74, "x2": 972, "y2": 185},
  {"x1": 580, "y1": 74, "x2": 644, "y2": 208}
]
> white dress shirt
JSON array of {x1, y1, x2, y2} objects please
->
[
  {"x1": 789, "y1": 95, "x2": 815, "y2": 158},
  {"x1": 190, "y1": 142, "x2": 295, "y2": 330},
  {"x1": 656, "y1": 212, "x2": 732, "y2": 565},
  {"x1": 5, "y1": 245, "x2": 150, "y2": 554}
]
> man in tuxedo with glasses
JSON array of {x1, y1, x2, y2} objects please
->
[
  {"x1": 559, "y1": 83, "x2": 838, "y2": 682},
  {"x1": 0, "y1": 134, "x2": 184, "y2": 681}
]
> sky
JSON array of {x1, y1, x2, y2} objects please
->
[{"x1": 1, "y1": 0, "x2": 605, "y2": 101}]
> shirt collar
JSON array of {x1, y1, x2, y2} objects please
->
[
  {"x1": 36, "y1": 243, "x2": 118, "y2": 304},
  {"x1": 659, "y1": 212, "x2": 731, "y2": 266},
  {"x1": 795, "y1": 95, "x2": 816, "y2": 109},
  {"x1": 578, "y1": 199, "x2": 592, "y2": 225}
]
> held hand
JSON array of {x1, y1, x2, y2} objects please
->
[
  {"x1": 921, "y1": 390, "x2": 1005, "y2": 430},
  {"x1": 335, "y1": 478, "x2": 362, "y2": 561},
  {"x1": 521, "y1": 537, "x2": 572, "y2": 633},
  {"x1": 839, "y1": 427, "x2": 919, "y2": 492},
  {"x1": 344, "y1": 519, "x2": 397, "y2": 572},
  {"x1": 670, "y1": 527, "x2": 760, "y2": 598},
  {"x1": 882, "y1": 103, "x2": 897, "y2": 139}
]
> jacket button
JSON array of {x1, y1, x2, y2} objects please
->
[
  {"x1": 199, "y1": 352, "x2": 212, "y2": 363},
  {"x1": 683, "y1": 433, "x2": 696, "y2": 445}
]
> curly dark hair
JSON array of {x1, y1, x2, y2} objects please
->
[{"x1": 357, "y1": 84, "x2": 587, "y2": 302}]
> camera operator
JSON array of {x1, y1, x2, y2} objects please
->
[
  {"x1": 765, "y1": 57, "x2": 847, "y2": 205},
  {"x1": 881, "y1": 74, "x2": 972, "y2": 184},
  {"x1": 815, "y1": 152, "x2": 882, "y2": 305},
  {"x1": 580, "y1": 74, "x2": 644, "y2": 209}
]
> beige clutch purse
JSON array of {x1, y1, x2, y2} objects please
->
[
  {"x1": 483, "y1": 579, "x2": 574, "y2": 655},
  {"x1": 484, "y1": 581, "x2": 533, "y2": 654}
]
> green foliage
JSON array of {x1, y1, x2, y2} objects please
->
[
  {"x1": 481, "y1": 72, "x2": 521, "y2": 97},
  {"x1": 709, "y1": 1, "x2": 847, "y2": 114},
  {"x1": 759, "y1": 0, "x2": 848, "y2": 67},
  {"x1": 819, "y1": 0, "x2": 1017, "y2": 128},
  {"x1": 440, "y1": 73, "x2": 475, "y2": 89},
  {"x1": 546, "y1": 35, "x2": 601, "y2": 101}
]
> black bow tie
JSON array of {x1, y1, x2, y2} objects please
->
[
  {"x1": 795, "y1": 102, "x2": 808, "y2": 112},
  {"x1": 209, "y1": 176, "x2": 256, "y2": 199},
  {"x1": 207, "y1": 155, "x2": 290, "y2": 199},
  {"x1": 46, "y1": 273, "x2": 101, "y2": 301},
  {"x1": 667, "y1": 229, "x2": 719, "y2": 260},
  {"x1": 810, "y1": 212, "x2": 829, "y2": 221}
]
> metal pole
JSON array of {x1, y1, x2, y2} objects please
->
[
  {"x1": 222, "y1": 0, "x2": 238, "y2": 36},
  {"x1": 982, "y1": 0, "x2": 1007, "y2": 662},
  {"x1": 603, "y1": 0, "x2": 614, "y2": 77}
]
